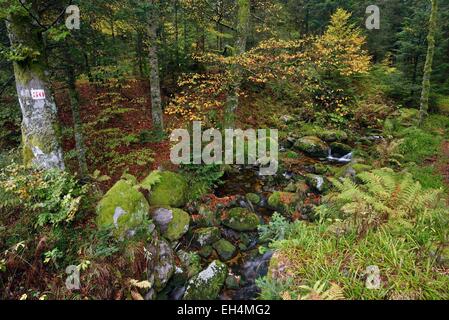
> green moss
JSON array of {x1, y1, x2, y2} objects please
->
[
  {"x1": 268, "y1": 192, "x2": 297, "y2": 213},
  {"x1": 333, "y1": 163, "x2": 372, "y2": 178},
  {"x1": 148, "y1": 171, "x2": 188, "y2": 208},
  {"x1": 319, "y1": 130, "x2": 348, "y2": 142},
  {"x1": 183, "y1": 260, "x2": 228, "y2": 300},
  {"x1": 164, "y1": 208, "x2": 190, "y2": 241},
  {"x1": 246, "y1": 193, "x2": 261, "y2": 205},
  {"x1": 193, "y1": 227, "x2": 221, "y2": 246},
  {"x1": 213, "y1": 239, "x2": 237, "y2": 261},
  {"x1": 294, "y1": 136, "x2": 329, "y2": 158},
  {"x1": 222, "y1": 208, "x2": 260, "y2": 231},
  {"x1": 198, "y1": 245, "x2": 214, "y2": 258},
  {"x1": 283, "y1": 150, "x2": 300, "y2": 159},
  {"x1": 96, "y1": 179, "x2": 149, "y2": 237},
  {"x1": 178, "y1": 250, "x2": 202, "y2": 278}
]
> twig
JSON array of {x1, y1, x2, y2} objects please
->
[{"x1": 0, "y1": 75, "x2": 14, "y2": 97}]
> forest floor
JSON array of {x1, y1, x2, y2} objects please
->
[{"x1": 55, "y1": 80, "x2": 174, "y2": 191}]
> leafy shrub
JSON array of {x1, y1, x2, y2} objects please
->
[
  {"x1": 0, "y1": 164, "x2": 89, "y2": 228},
  {"x1": 258, "y1": 213, "x2": 292, "y2": 242}
]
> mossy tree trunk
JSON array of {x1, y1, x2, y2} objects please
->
[
  {"x1": 148, "y1": 0, "x2": 164, "y2": 131},
  {"x1": 419, "y1": 0, "x2": 438, "y2": 125},
  {"x1": 6, "y1": 8, "x2": 65, "y2": 170},
  {"x1": 223, "y1": 0, "x2": 250, "y2": 129}
]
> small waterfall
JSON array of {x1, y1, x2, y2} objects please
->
[{"x1": 327, "y1": 149, "x2": 353, "y2": 163}]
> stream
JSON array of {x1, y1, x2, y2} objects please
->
[{"x1": 163, "y1": 146, "x2": 354, "y2": 300}]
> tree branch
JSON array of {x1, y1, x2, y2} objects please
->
[{"x1": 0, "y1": 75, "x2": 14, "y2": 97}]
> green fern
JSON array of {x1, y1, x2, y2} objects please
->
[{"x1": 323, "y1": 168, "x2": 444, "y2": 234}]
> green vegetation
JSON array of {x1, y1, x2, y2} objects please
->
[{"x1": 0, "y1": 0, "x2": 448, "y2": 301}]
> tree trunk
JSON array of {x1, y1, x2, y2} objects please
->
[
  {"x1": 6, "y1": 13, "x2": 64, "y2": 170},
  {"x1": 223, "y1": 0, "x2": 250, "y2": 129},
  {"x1": 174, "y1": 0, "x2": 180, "y2": 67},
  {"x1": 148, "y1": 1, "x2": 164, "y2": 131},
  {"x1": 136, "y1": 30, "x2": 145, "y2": 77},
  {"x1": 419, "y1": 0, "x2": 438, "y2": 125},
  {"x1": 64, "y1": 47, "x2": 88, "y2": 178}
]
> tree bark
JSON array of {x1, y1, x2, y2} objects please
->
[
  {"x1": 63, "y1": 47, "x2": 88, "y2": 178},
  {"x1": 148, "y1": 1, "x2": 164, "y2": 131},
  {"x1": 419, "y1": 0, "x2": 438, "y2": 125},
  {"x1": 223, "y1": 0, "x2": 250, "y2": 129},
  {"x1": 6, "y1": 10, "x2": 64, "y2": 170}
]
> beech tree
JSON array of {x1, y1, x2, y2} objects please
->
[
  {"x1": 148, "y1": 0, "x2": 164, "y2": 131},
  {"x1": 2, "y1": 0, "x2": 65, "y2": 170},
  {"x1": 223, "y1": 0, "x2": 250, "y2": 129},
  {"x1": 419, "y1": 0, "x2": 438, "y2": 125}
]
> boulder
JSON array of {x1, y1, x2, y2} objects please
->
[
  {"x1": 177, "y1": 250, "x2": 202, "y2": 279},
  {"x1": 268, "y1": 192, "x2": 298, "y2": 213},
  {"x1": 96, "y1": 179, "x2": 149, "y2": 237},
  {"x1": 246, "y1": 193, "x2": 261, "y2": 206},
  {"x1": 150, "y1": 207, "x2": 190, "y2": 242},
  {"x1": 318, "y1": 130, "x2": 348, "y2": 143},
  {"x1": 147, "y1": 171, "x2": 188, "y2": 208},
  {"x1": 193, "y1": 227, "x2": 221, "y2": 246},
  {"x1": 225, "y1": 274, "x2": 241, "y2": 290},
  {"x1": 222, "y1": 208, "x2": 260, "y2": 232},
  {"x1": 183, "y1": 260, "x2": 228, "y2": 300},
  {"x1": 196, "y1": 205, "x2": 219, "y2": 227},
  {"x1": 146, "y1": 237, "x2": 175, "y2": 296},
  {"x1": 198, "y1": 245, "x2": 214, "y2": 258},
  {"x1": 294, "y1": 136, "x2": 329, "y2": 158},
  {"x1": 213, "y1": 239, "x2": 237, "y2": 261},
  {"x1": 329, "y1": 142, "x2": 352, "y2": 158},
  {"x1": 333, "y1": 163, "x2": 373, "y2": 179},
  {"x1": 305, "y1": 174, "x2": 329, "y2": 193}
]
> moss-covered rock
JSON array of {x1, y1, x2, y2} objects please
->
[
  {"x1": 225, "y1": 274, "x2": 241, "y2": 290},
  {"x1": 222, "y1": 208, "x2": 260, "y2": 232},
  {"x1": 198, "y1": 245, "x2": 214, "y2": 258},
  {"x1": 196, "y1": 205, "x2": 219, "y2": 227},
  {"x1": 177, "y1": 250, "x2": 202, "y2": 278},
  {"x1": 305, "y1": 174, "x2": 329, "y2": 193},
  {"x1": 268, "y1": 192, "x2": 298, "y2": 213},
  {"x1": 330, "y1": 142, "x2": 352, "y2": 158},
  {"x1": 314, "y1": 163, "x2": 330, "y2": 175},
  {"x1": 213, "y1": 239, "x2": 237, "y2": 261},
  {"x1": 147, "y1": 171, "x2": 188, "y2": 208},
  {"x1": 294, "y1": 136, "x2": 329, "y2": 158},
  {"x1": 146, "y1": 237, "x2": 175, "y2": 293},
  {"x1": 96, "y1": 179, "x2": 149, "y2": 237},
  {"x1": 246, "y1": 193, "x2": 261, "y2": 205},
  {"x1": 332, "y1": 163, "x2": 373, "y2": 179},
  {"x1": 183, "y1": 260, "x2": 228, "y2": 300},
  {"x1": 151, "y1": 207, "x2": 190, "y2": 241},
  {"x1": 193, "y1": 227, "x2": 221, "y2": 246},
  {"x1": 318, "y1": 130, "x2": 348, "y2": 142},
  {"x1": 283, "y1": 150, "x2": 301, "y2": 159}
]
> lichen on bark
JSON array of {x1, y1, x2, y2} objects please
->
[{"x1": 6, "y1": 8, "x2": 65, "y2": 170}]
